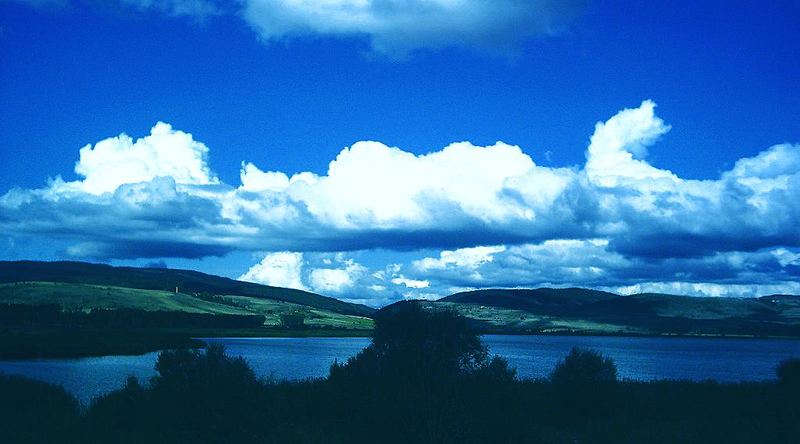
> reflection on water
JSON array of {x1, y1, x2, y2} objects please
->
[{"x1": 1, "y1": 335, "x2": 799, "y2": 404}]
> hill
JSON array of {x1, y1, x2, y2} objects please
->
[
  {"x1": 0, "y1": 261, "x2": 375, "y2": 317},
  {"x1": 0, "y1": 281, "x2": 372, "y2": 330},
  {"x1": 420, "y1": 288, "x2": 800, "y2": 337}
]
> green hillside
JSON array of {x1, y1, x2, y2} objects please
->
[
  {"x1": 428, "y1": 288, "x2": 800, "y2": 337},
  {"x1": 0, "y1": 281, "x2": 372, "y2": 329},
  {"x1": 0, "y1": 261, "x2": 375, "y2": 317}
]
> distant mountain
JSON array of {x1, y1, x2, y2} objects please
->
[
  {"x1": 0, "y1": 261, "x2": 375, "y2": 318},
  {"x1": 419, "y1": 288, "x2": 800, "y2": 337},
  {"x1": 441, "y1": 288, "x2": 618, "y2": 316}
]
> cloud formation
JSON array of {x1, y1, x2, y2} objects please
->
[
  {"x1": 120, "y1": 0, "x2": 221, "y2": 20},
  {"x1": 241, "y1": 0, "x2": 586, "y2": 57},
  {"x1": 239, "y1": 251, "x2": 307, "y2": 290},
  {"x1": 59, "y1": 122, "x2": 218, "y2": 195},
  {"x1": 2, "y1": 101, "x2": 799, "y2": 300},
  {"x1": 8, "y1": 0, "x2": 584, "y2": 57}
]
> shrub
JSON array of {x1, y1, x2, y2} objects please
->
[
  {"x1": 87, "y1": 344, "x2": 268, "y2": 444},
  {"x1": 330, "y1": 302, "x2": 515, "y2": 384},
  {"x1": 777, "y1": 358, "x2": 800, "y2": 389},
  {"x1": 550, "y1": 347, "x2": 618, "y2": 385},
  {"x1": 0, "y1": 373, "x2": 80, "y2": 443}
]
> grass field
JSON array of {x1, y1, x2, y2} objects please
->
[
  {"x1": 0, "y1": 281, "x2": 373, "y2": 331},
  {"x1": 427, "y1": 288, "x2": 800, "y2": 337},
  {"x1": 0, "y1": 261, "x2": 375, "y2": 317},
  {"x1": 421, "y1": 301, "x2": 647, "y2": 335}
]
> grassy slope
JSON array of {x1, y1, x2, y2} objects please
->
[
  {"x1": 433, "y1": 288, "x2": 800, "y2": 336},
  {"x1": 423, "y1": 301, "x2": 643, "y2": 335},
  {"x1": 0, "y1": 281, "x2": 373, "y2": 330},
  {"x1": 0, "y1": 261, "x2": 375, "y2": 317},
  {"x1": 0, "y1": 282, "x2": 248, "y2": 314}
]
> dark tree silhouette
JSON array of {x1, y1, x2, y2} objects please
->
[
  {"x1": 550, "y1": 347, "x2": 618, "y2": 385},
  {"x1": 330, "y1": 301, "x2": 515, "y2": 384},
  {"x1": 777, "y1": 358, "x2": 800, "y2": 391}
]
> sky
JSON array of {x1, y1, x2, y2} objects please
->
[{"x1": 1, "y1": 0, "x2": 799, "y2": 306}]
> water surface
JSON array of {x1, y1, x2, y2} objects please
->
[{"x1": 2, "y1": 335, "x2": 799, "y2": 404}]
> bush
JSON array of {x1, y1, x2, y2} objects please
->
[
  {"x1": 777, "y1": 358, "x2": 800, "y2": 389},
  {"x1": 0, "y1": 373, "x2": 80, "y2": 443},
  {"x1": 550, "y1": 347, "x2": 618, "y2": 385},
  {"x1": 87, "y1": 343, "x2": 269, "y2": 444},
  {"x1": 330, "y1": 302, "x2": 515, "y2": 385}
]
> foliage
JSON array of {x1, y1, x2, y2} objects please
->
[
  {"x1": 0, "y1": 282, "x2": 373, "y2": 333},
  {"x1": 0, "y1": 374, "x2": 80, "y2": 443},
  {"x1": 330, "y1": 301, "x2": 515, "y2": 385},
  {"x1": 777, "y1": 358, "x2": 800, "y2": 390},
  {"x1": 550, "y1": 347, "x2": 618, "y2": 385},
  {"x1": 0, "y1": 328, "x2": 202, "y2": 359},
  {"x1": 279, "y1": 312, "x2": 305, "y2": 329},
  {"x1": 86, "y1": 343, "x2": 269, "y2": 443},
  {"x1": 2, "y1": 305, "x2": 799, "y2": 443}
]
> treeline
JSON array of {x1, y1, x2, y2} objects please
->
[
  {"x1": 1, "y1": 303, "x2": 799, "y2": 443},
  {"x1": 0, "y1": 304, "x2": 265, "y2": 329}
]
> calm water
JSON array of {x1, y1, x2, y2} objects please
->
[{"x1": 1, "y1": 335, "x2": 799, "y2": 404}]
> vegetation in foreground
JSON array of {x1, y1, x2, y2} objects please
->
[{"x1": 1, "y1": 303, "x2": 799, "y2": 444}]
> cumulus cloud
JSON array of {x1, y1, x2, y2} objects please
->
[
  {"x1": 413, "y1": 245, "x2": 506, "y2": 271},
  {"x1": 3, "y1": 100, "x2": 800, "y2": 301},
  {"x1": 391, "y1": 277, "x2": 429, "y2": 289},
  {"x1": 56, "y1": 122, "x2": 218, "y2": 195},
  {"x1": 239, "y1": 251, "x2": 307, "y2": 290},
  {"x1": 238, "y1": 251, "x2": 400, "y2": 303},
  {"x1": 242, "y1": 0, "x2": 586, "y2": 57},
  {"x1": 381, "y1": 241, "x2": 800, "y2": 301},
  {"x1": 308, "y1": 256, "x2": 367, "y2": 293},
  {"x1": 613, "y1": 281, "x2": 800, "y2": 298}
]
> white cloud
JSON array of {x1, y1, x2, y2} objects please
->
[
  {"x1": 308, "y1": 257, "x2": 366, "y2": 293},
  {"x1": 10, "y1": 1, "x2": 582, "y2": 58},
  {"x1": 413, "y1": 245, "x2": 506, "y2": 271},
  {"x1": 3, "y1": 100, "x2": 800, "y2": 305},
  {"x1": 585, "y1": 100, "x2": 676, "y2": 188},
  {"x1": 612, "y1": 282, "x2": 800, "y2": 298},
  {"x1": 266, "y1": 140, "x2": 543, "y2": 228},
  {"x1": 54, "y1": 122, "x2": 218, "y2": 195},
  {"x1": 772, "y1": 248, "x2": 800, "y2": 267},
  {"x1": 239, "y1": 251, "x2": 307, "y2": 290},
  {"x1": 391, "y1": 277, "x2": 429, "y2": 289},
  {"x1": 241, "y1": 0, "x2": 585, "y2": 57},
  {"x1": 309, "y1": 268, "x2": 354, "y2": 293}
]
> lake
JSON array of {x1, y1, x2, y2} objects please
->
[{"x1": 1, "y1": 335, "x2": 799, "y2": 404}]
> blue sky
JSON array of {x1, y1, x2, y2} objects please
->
[{"x1": 1, "y1": 0, "x2": 799, "y2": 305}]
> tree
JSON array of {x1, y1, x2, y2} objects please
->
[
  {"x1": 550, "y1": 347, "x2": 618, "y2": 385},
  {"x1": 330, "y1": 301, "x2": 514, "y2": 383},
  {"x1": 777, "y1": 358, "x2": 800, "y2": 391},
  {"x1": 279, "y1": 312, "x2": 305, "y2": 329}
]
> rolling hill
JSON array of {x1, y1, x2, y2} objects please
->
[
  {"x1": 0, "y1": 261, "x2": 375, "y2": 317},
  {"x1": 422, "y1": 288, "x2": 800, "y2": 337},
  {"x1": 0, "y1": 281, "x2": 372, "y2": 330}
]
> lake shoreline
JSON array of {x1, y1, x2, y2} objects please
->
[
  {"x1": 3, "y1": 334, "x2": 800, "y2": 407},
  {"x1": 0, "y1": 326, "x2": 372, "y2": 360},
  {"x1": 3, "y1": 325, "x2": 800, "y2": 360}
]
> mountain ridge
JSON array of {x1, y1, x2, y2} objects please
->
[
  {"x1": 0, "y1": 260, "x2": 375, "y2": 318},
  {"x1": 404, "y1": 287, "x2": 800, "y2": 337}
]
